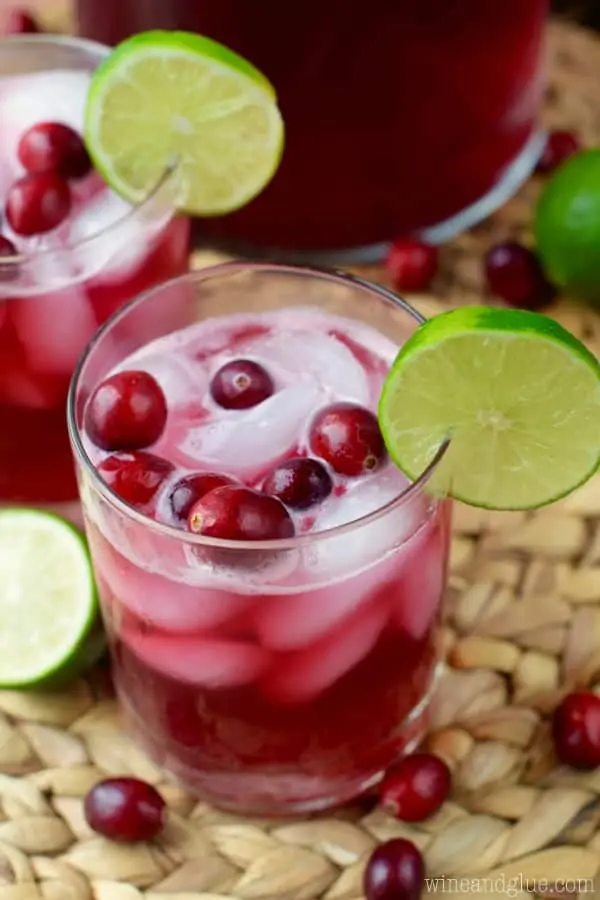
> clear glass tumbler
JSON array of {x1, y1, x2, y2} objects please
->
[
  {"x1": 68, "y1": 264, "x2": 451, "y2": 815},
  {"x1": 0, "y1": 35, "x2": 190, "y2": 513}
]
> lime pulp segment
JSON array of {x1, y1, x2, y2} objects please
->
[
  {"x1": 0, "y1": 508, "x2": 98, "y2": 687},
  {"x1": 378, "y1": 306, "x2": 600, "y2": 510},
  {"x1": 84, "y1": 30, "x2": 285, "y2": 216}
]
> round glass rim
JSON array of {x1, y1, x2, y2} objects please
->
[
  {"x1": 67, "y1": 261, "x2": 450, "y2": 551},
  {"x1": 0, "y1": 33, "x2": 177, "y2": 270}
]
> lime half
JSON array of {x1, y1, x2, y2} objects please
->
[
  {"x1": 0, "y1": 509, "x2": 102, "y2": 688},
  {"x1": 84, "y1": 30, "x2": 285, "y2": 215},
  {"x1": 379, "y1": 306, "x2": 600, "y2": 510}
]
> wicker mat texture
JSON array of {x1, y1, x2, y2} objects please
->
[{"x1": 2, "y1": 14, "x2": 600, "y2": 900}]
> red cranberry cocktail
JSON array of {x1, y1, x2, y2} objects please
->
[
  {"x1": 69, "y1": 265, "x2": 451, "y2": 815},
  {"x1": 77, "y1": 0, "x2": 548, "y2": 257},
  {"x1": 0, "y1": 36, "x2": 190, "y2": 511}
]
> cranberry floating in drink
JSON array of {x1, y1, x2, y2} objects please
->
[
  {"x1": 70, "y1": 265, "x2": 451, "y2": 815},
  {"x1": 0, "y1": 35, "x2": 190, "y2": 511}
]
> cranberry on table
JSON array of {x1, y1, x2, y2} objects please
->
[
  {"x1": 5, "y1": 173, "x2": 71, "y2": 236},
  {"x1": 386, "y1": 237, "x2": 438, "y2": 293},
  {"x1": 98, "y1": 451, "x2": 173, "y2": 509},
  {"x1": 364, "y1": 838, "x2": 425, "y2": 900},
  {"x1": 263, "y1": 457, "x2": 333, "y2": 510},
  {"x1": 309, "y1": 403, "x2": 385, "y2": 477},
  {"x1": 536, "y1": 130, "x2": 581, "y2": 175},
  {"x1": 168, "y1": 472, "x2": 236, "y2": 525},
  {"x1": 484, "y1": 241, "x2": 554, "y2": 310},
  {"x1": 18, "y1": 122, "x2": 92, "y2": 180},
  {"x1": 379, "y1": 753, "x2": 451, "y2": 822},
  {"x1": 188, "y1": 485, "x2": 295, "y2": 540},
  {"x1": 552, "y1": 691, "x2": 600, "y2": 770},
  {"x1": 3, "y1": 8, "x2": 40, "y2": 34},
  {"x1": 84, "y1": 777, "x2": 166, "y2": 843},
  {"x1": 210, "y1": 358, "x2": 274, "y2": 409},
  {"x1": 85, "y1": 370, "x2": 168, "y2": 451}
]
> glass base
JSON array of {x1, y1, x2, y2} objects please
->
[
  {"x1": 202, "y1": 129, "x2": 545, "y2": 267},
  {"x1": 119, "y1": 662, "x2": 441, "y2": 817}
]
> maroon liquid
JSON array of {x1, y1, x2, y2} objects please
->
[{"x1": 77, "y1": 0, "x2": 548, "y2": 252}]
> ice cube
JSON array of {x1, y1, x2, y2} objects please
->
[
  {"x1": 126, "y1": 632, "x2": 271, "y2": 688},
  {"x1": 243, "y1": 329, "x2": 370, "y2": 404},
  {"x1": 120, "y1": 351, "x2": 207, "y2": 410},
  {"x1": 174, "y1": 383, "x2": 323, "y2": 480},
  {"x1": 0, "y1": 71, "x2": 90, "y2": 192},
  {"x1": 306, "y1": 465, "x2": 422, "y2": 578},
  {"x1": 11, "y1": 285, "x2": 98, "y2": 373},
  {"x1": 262, "y1": 602, "x2": 388, "y2": 704},
  {"x1": 394, "y1": 522, "x2": 445, "y2": 640}
]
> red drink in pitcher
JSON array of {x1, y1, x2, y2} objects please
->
[
  {"x1": 70, "y1": 265, "x2": 450, "y2": 814},
  {"x1": 76, "y1": 0, "x2": 549, "y2": 255},
  {"x1": 0, "y1": 36, "x2": 189, "y2": 510}
]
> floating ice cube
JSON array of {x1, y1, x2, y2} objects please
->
[
  {"x1": 305, "y1": 465, "x2": 422, "y2": 579},
  {"x1": 174, "y1": 383, "x2": 323, "y2": 480},
  {"x1": 243, "y1": 329, "x2": 370, "y2": 404},
  {"x1": 394, "y1": 523, "x2": 445, "y2": 640},
  {"x1": 127, "y1": 632, "x2": 271, "y2": 688},
  {"x1": 121, "y1": 351, "x2": 208, "y2": 410},
  {"x1": 262, "y1": 602, "x2": 388, "y2": 704}
]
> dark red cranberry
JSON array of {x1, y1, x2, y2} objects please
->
[
  {"x1": 168, "y1": 472, "x2": 236, "y2": 525},
  {"x1": 309, "y1": 403, "x2": 385, "y2": 477},
  {"x1": 536, "y1": 130, "x2": 581, "y2": 174},
  {"x1": 18, "y1": 122, "x2": 91, "y2": 180},
  {"x1": 84, "y1": 777, "x2": 166, "y2": 843},
  {"x1": 263, "y1": 457, "x2": 333, "y2": 510},
  {"x1": 0, "y1": 235, "x2": 18, "y2": 281},
  {"x1": 364, "y1": 839, "x2": 425, "y2": 900},
  {"x1": 188, "y1": 485, "x2": 295, "y2": 540},
  {"x1": 552, "y1": 691, "x2": 600, "y2": 770},
  {"x1": 98, "y1": 451, "x2": 173, "y2": 509},
  {"x1": 85, "y1": 370, "x2": 167, "y2": 452},
  {"x1": 5, "y1": 173, "x2": 71, "y2": 237},
  {"x1": 386, "y1": 238, "x2": 438, "y2": 293},
  {"x1": 379, "y1": 753, "x2": 451, "y2": 822},
  {"x1": 3, "y1": 8, "x2": 39, "y2": 34},
  {"x1": 210, "y1": 358, "x2": 274, "y2": 409},
  {"x1": 484, "y1": 241, "x2": 554, "y2": 310}
]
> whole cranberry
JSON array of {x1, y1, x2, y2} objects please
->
[
  {"x1": 5, "y1": 173, "x2": 71, "y2": 236},
  {"x1": 309, "y1": 403, "x2": 385, "y2": 476},
  {"x1": 84, "y1": 777, "x2": 166, "y2": 843},
  {"x1": 188, "y1": 485, "x2": 295, "y2": 540},
  {"x1": 3, "y1": 8, "x2": 39, "y2": 34},
  {"x1": 379, "y1": 753, "x2": 451, "y2": 822},
  {"x1": 552, "y1": 691, "x2": 600, "y2": 770},
  {"x1": 484, "y1": 241, "x2": 554, "y2": 310},
  {"x1": 536, "y1": 130, "x2": 581, "y2": 174},
  {"x1": 98, "y1": 451, "x2": 173, "y2": 509},
  {"x1": 210, "y1": 358, "x2": 274, "y2": 409},
  {"x1": 386, "y1": 238, "x2": 438, "y2": 293},
  {"x1": 364, "y1": 838, "x2": 425, "y2": 900},
  {"x1": 263, "y1": 457, "x2": 333, "y2": 509},
  {"x1": 0, "y1": 235, "x2": 18, "y2": 281},
  {"x1": 85, "y1": 370, "x2": 167, "y2": 451},
  {"x1": 18, "y1": 122, "x2": 91, "y2": 180},
  {"x1": 168, "y1": 472, "x2": 236, "y2": 525}
]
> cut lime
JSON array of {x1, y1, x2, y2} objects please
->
[
  {"x1": 379, "y1": 306, "x2": 600, "y2": 510},
  {"x1": 84, "y1": 30, "x2": 285, "y2": 216},
  {"x1": 0, "y1": 509, "x2": 102, "y2": 688}
]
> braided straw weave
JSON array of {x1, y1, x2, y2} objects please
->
[{"x1": 3, "y1": 12, "x2": 600, "y2": 900}]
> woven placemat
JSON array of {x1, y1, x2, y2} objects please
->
[{"x1": 3, "y1": 15, "x2": 600, "y2": 900}]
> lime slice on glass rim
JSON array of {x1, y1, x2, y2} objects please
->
[
  {"x1": 378, "y1": 306, "x2": 600, "y2": 510},
  {"x1": 84, "y1": 30, "x2": 285, "y2": 215},
  {"x1": 0, "y1": 508, "x2": 103, "y2": 688}
]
